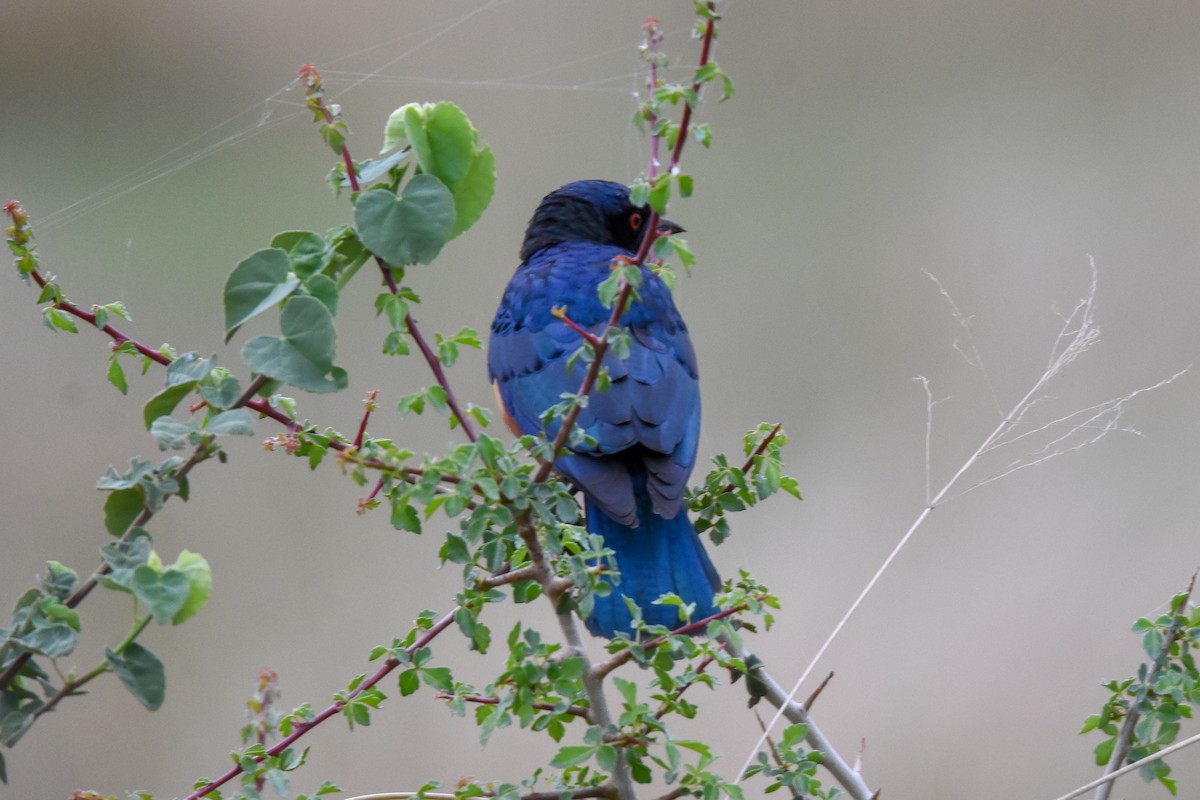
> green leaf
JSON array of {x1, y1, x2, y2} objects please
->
[
  {"x1": 421, "y1": 667, "x2": 453, "y2": 691},
  {"x1": 391, "y1": 500, "x2": 421, "y2": 533},
  {"x1": 199, "y1": 372, "x2": 243, "y2": 410},
  {"x1": 224, "y1": 248, "x2": 301, "y2": 342},
  {"x1": 130, "y1": 565, "x2": 190, "y2": 624},
  {"x1": 550, "y1": 746, "x2": 595, "y2": 769},
  {"x1": 0, "y1": 702, "x2": 39, "y2": 748},
  {"x1": 270, "y1": 231, "x2": 328, "y2": 279},
  {"x1": 107, "y1": 643, "x2": 166, "y2": 710},
  {"x1": 100, "y1": 530, "x2": 153, "y2": 575},
  {"x1": 398, "y1": 668, "x2": 419, "y2": 697},
  {"x1": 107, "y1": 354, "x2": 129, "y2": 394},
  {"x1": 206, "y1": 408, "x2": 255, "y2": 437},
  {"x1": 440, "y1": 533, "x2": 470, "y2": 564},
  {"x1": 303, "y1": 273, "x2": 339, "y2": 317},
  {"x1": 449, "y1": 144, "x2": 495, "y2": 239},
  {"x1": 170, "y1": 550, "x2": 212, "y2": 625},
  {"x1": 1094, "y1": 735, "x2": 1117, "y2": 766},
  {"x1": 648, "y1": 174, "x2": 671, "y2": 215},
  {"x1": 242, "y1": 296, "x2": 348, "y2": 394},
  {"x1": 149, "y1": 416, "x2": 199, "y2": 450},
  {"x1": 166, "y1": 352, "x2": 216, "y2": 386},
  {"x1": 143, "y1": 382, "x2": 197, "y2": 430},
  {"x1": 386, "y1": 103, "x2": 470, "y2": 183},
  {"x1": 104, "y1": 487, "x2": 144, "y2": 536},
  {"x1": 42, "y1": 307, "x2": 78, "y2": 333},
  {"x1": 354, "y1": 176, "x2": 456, "y2": 267},
  {"x1": 1144, "y1": 628, "x2": 1167, "y2": 660},
  {"x1": 13, "y1": 623, "x2": 77, "y2": 658}
]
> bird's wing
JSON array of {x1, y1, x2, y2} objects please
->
[{"x1": 489, "y1": 243, "x2": 700, "y2": 521}]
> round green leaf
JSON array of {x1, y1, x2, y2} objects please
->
[
  {"x1": 205, "y1": 408, "x2": 255, "y2": 437},
  {"x1": 270, "y1": 231, "x2": 329, "y2": 279},
  {"x1": 302, "y1": 273, "x2": 339, "y2": 317},
  {"x1": 420, "y1": 102, "x2": 478, "y2": 186},
  {"x1": 449, "y1": 143, "x2": 495, "y2": 239},
  {"x1": 104, "y1": 487, "x2": 144, "y2": 536},
  {"x1": 107, "y1": 643, "x2": 166, "y2": 711},
  {"x1": 131, "y1": 564, "x2": 190, "y2": 624},
  {"x1": 354, "y1": 176, "x2": 455, "y2": 267},
  {"x1": 170, "y1": 550, "x2": 212, "y2": 625},
  {"x1": 13, "y1": 623, "x2": 77, "y2": 658},
  {"x1": 242, "y1": 295, "x2": 348, "y2": 393},
  {"x1": 224, "y1": 248, "x2": 301, "y2": 342}
]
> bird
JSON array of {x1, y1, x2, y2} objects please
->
[{"x1": 488, "y1": 179, "x2": 720, "y2": 638}]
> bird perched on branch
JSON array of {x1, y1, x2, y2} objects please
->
[{"x1": 489, "y1": 180, "x2": 719, "y2": 638}]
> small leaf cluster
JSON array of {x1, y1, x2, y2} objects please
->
[
  {"x1": 444, "y1": 623, "x2": 589, "y2": 746},
  {"x1": 742, "y1": 723, "x2": 842, "y2": 799},
  {"x1": 4, "y1": 201, "x2": 38, "y2": 280},
  {"x1": 1, "y1": 528, "x2": 211, "y2": 778},
  {"x1": 1081, "y1": 588, "x2": 1200, "y2": 794},
  {"x1": 688, "y1": 424, "x2": 802, "y2": 545},
  {"x1": 197, "y1": 670, "x2": 340, "y2": 800},
  {"x1": 143, "y1": 353, "x2": 256, "y2": 451}
]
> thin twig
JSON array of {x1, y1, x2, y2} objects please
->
[
  {"x1": 590, "y1": 606, "x2": 744, "y2": 682},
  {"x1": 187, "y1": 608, "x2": 459, "y2": 800},
  {"x1": 299, "y1": 65, "x2": 478, "y2": 443},
  {"x1": 436, "y1": 692, "x2": 591, "y2": 721},
  {"x1": 733, "y1": 261, "x2": 1149, "y2": 790}
]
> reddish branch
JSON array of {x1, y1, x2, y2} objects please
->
[
  {"x1": 532, "y1": 9, "x2": 717, "y2": 484},
  {"x1": 186, "y1": 608, "x2": 458, "y2": 800},
  {"x1": 722, "y1": 422, "x2": 784, "y2": 495},
  {"x1": 0, "y1": 370, "x2": 270, "y2": 693},
  {"x1": 299, "y1": 63, "x2": 478, "y2": 443},
  {"x1": 591, "y1": 605, "x2": 744, "y2": 682}
]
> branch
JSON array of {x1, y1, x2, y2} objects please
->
[
  {"x1": 720, "y1": 637, "x2": 875, "y2": 800},
  {"x1": 1052, "y1": 730, "x2": 1200, "y2": 800},
  {"x1": 186, "y1": 608, "x2": 459, "y2": 800},
  {"x1": 591, "y1": 606, "x2": 744, "y2": 682},
  {"x1": 512, "y1": 511, "x2": 638, "y2": 800},
  {"x1": 436, "y1": 692, "x2": 591, "y2": 722},
  {"x1": 0, "y1": 376, "x2": 257, "y2": 695},
  {"x1": 298, "y1": 65, "x2": 478, "y2": 443},
  {"x1": 33, "y1": 614, "x2": 152, "y2": 720},
  {"x1": 1092, "y1": 573, "x2": 1197, "y2": 800},
  {"x1": 721, "y1": 423, "x2": 783, "y2": 495}
]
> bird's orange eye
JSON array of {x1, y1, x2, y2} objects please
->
[{"x1": 629, "y1": 212, "x2": 643, "y2": 230}]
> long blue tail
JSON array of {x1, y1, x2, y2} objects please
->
[{"x1": 584, "y1": 485, "x2": 721, "y2": 638}]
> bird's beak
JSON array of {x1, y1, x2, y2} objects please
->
[{"x1": 656, "y1": 217, "x2": 685, "y2": 236}]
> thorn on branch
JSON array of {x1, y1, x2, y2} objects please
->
[{"x1": 802, "y1": 671, "x2": 834, "y2": 711}]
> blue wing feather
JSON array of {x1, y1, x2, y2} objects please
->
[{"x1": 489, "y1": 233, "x2": 715, "y2": 637}]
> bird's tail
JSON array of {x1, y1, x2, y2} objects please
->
[{"x1": 583, "y1": 484, "x2": 720, "y2": 638}]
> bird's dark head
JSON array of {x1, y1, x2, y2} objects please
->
[{"x1": 519, "y1": 179, "x2": 683, "y2": 263}]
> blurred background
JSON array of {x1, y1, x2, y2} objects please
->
[{"x1": 3, "y1": 1, "x2": 1200, "y2": 797}]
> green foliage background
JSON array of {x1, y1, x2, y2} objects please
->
[{"x1": 3, "y1": 1, "x2": 1200, "y2": 797}]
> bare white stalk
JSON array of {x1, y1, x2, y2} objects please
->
[
  {"x1": 923, "y1": 268, "x2": 1002, "y2": 418},
  {"x1": 732, "y1": 259, "x2": 1183, "y2": 793}
]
